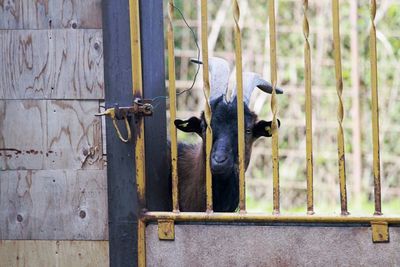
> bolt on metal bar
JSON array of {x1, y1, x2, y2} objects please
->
[
  {"x1": 128, "y1": 0, "x2": 146, "y2": 266},
  {"x1": 233, "y1": 0, "x2": 246, "y2": 213},
  {"x1": 302, "y1": 0, "x2": 314, "y2": 215},
  {"x1": 369, "y1": 0, "x2": 382, "y2": 215},
  {"x1": 331, "y1": 0, "x2": 349, "y2": 215},
  {"x1": 167, "y1": 0, "x2": 180, "y2": 213},
  {"x1": 201, "y1": 0, "x2": 213, "y2": 212},
  {"x1": 268, "y1": 0, "x2": 280, "y2": 215}
]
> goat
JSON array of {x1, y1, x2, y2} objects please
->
[{"x1": 170, "y1": 57, "x2": 283, "y2": 212}]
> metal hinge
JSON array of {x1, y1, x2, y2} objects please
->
[
  {"x1": 95, "y1": 98, "x2": 153, "y2": 142},
  {"x1": 371, "y1": 221, "x2": 389, "y2": 243},
  {"x1": 158, "y1": 219, "x2": 175, "y2": 240}
]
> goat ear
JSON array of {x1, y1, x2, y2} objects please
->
[
  {"x1": 174, "y1": 117, "x2": 202, "y2": 135},
  {"x1": 253, "y1": 119, "x2": 281, "y2": 138}
]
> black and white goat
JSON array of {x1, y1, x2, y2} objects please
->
[{"x1": 171, "y1": 57, "x2": 283, "y2": 212}]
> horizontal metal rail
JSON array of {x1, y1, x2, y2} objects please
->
[{"x1": 143, "y1": 212, "x2": 400, "y2": 224}]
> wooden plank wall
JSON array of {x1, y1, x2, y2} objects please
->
[{"x1": 0, "y1": 1, "x2": 109, "y2": 265}]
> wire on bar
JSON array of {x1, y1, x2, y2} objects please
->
[
  {"x1": 302, "y1": 0, "x2": 314, "y2": 215},
  {"x1": 268, "y1": 0, "x2": 280, "y2": 215},
  {"x1": 201, "y1": 0, "x2": 213, "y2": 212},
  {"x1": 369, "y1": 0, "x2": 382, "y2": 215},
  {"x1": 167, "y1": 0, "x2": 180, "y2": 213},
  {"x1": 233, "y1": 0, "x2": 246, "y2": 213},
  {"x1": 128, "y1": 0, "x2": 146, "y2": 266},
  {"x1": 331, "y1": 0, "x2": 349, "y2": 215}
]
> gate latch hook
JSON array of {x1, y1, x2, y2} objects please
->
[{"x1": 95, "y1": 98, "x2": 153, "y2": 143}]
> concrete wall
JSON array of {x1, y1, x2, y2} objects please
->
[{"x1": 147, "y1": 223, "x2": 400, "y2": 266}]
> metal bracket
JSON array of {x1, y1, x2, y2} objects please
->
[
  {"x1": 371, "y1": 221, "x2": 389, "y2": 243},
  {"x1": 158, "y1": 219, "x2": 175, "y2": 240}
]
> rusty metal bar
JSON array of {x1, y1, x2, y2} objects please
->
[
  {"x1": 268, "y1": 0, "x2": 280, "y2": 215},
  {"x1": 369, "y1": 0, "x2": 382, "y2": 215},
  {"x1": 167, "y1": 0, "x2": 179, "y2": 213},
  {"x1": 233, "y1": 0, "x2": 246, "y2": 212},
  {"x1": 129, "y1": 0, "x2": 146, "y2": 266},
  {"x1": 201, "y1": 0, "x2": 213, "y2": 212},
  {"x1": 331, "y1": 0, "x2": 349, "y2": 215},
  {"x1": 143, "y1": 211, "x2": 399, "y2": 224},
  {"x1": 302, "y1": 0, "x2": 314, "y2": 215}
]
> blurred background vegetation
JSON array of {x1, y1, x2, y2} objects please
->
[{"x1": 163, "y1": 0, "x2": 400, "y2": 215}]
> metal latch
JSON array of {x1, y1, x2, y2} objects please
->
[
  {"x1": 96, "y1": 98, "x2": 153, "y2": 143},
  {"x1": 371, "y1": 221, "x2": 389, "y2": 243},
  {"x1": 158, "y1": 219, "x2": 175, "y2": 240}
]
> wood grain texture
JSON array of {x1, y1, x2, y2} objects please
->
[
  {"x1": 0, "y1": 240, "x2": 109, "y2": 266},
  {"x1": 0, "y1": 100, "x2": 104, "y2": 170},
  {"x1": 0, "y1": 170, "x2": 108, "y2": 240},
  {"x1": 0, "y1": 0, "x2": 102, "y2": 29},
  {"x1": 0, "y1": 30, "x2": 104, "y2": 100}
]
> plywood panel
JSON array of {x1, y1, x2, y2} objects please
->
[
  {"x1": 0, "y1": 30, "x2": 104, "y2": 100},
  {"x1": 0, "y1": 240, "x2": 109, "y2": 267},
  {"x1": 0, "y1": 170, "x2": 108, "y2": 240},
  {"x1": 0, "y1": 100, "x2": 47, "y2": 169},
  {"x1": 0, "y1": 100, "x2": 104, "y2": 170},
  {"x1": 0, "y1": 0, "x2": 102, "y2": 29},
  {"x1": 147, "y1": 224, "x2": 400, "y2": 266}
]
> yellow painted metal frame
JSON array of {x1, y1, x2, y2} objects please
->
[
  {"x1": 201, "y1": 0, "x2": 214, "y2": 212},
  {"x1": 132, "y1": 0, "x2": 393, "y2": 265},
  {"x1": 233, "y1": 0, "x2": 246, "y2": 212},
  {"x1": 167, "y1": 0, "x2": 180, "y2": 213},
  {"x1": 303, "y1": 0, "x2": 314, "y2": 215},
  {"x1": 128, "y1": 0, "x2": 146, "y2": 266},
  {"x1": 369, "y1": 0, "x2": 382, "y2": 215},
  {"x1": 143, "y1": 212, "x2": 400, "y2": 224},
  {"x1": 332, "y1": 0, "x2": 349, "y2": 215},
  {"x1": 268, "y1": 0, "x2": 280, "y2": 215}
]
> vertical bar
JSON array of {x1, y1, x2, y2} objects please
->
[
  {"x1": 140, "y1": 0, "x2": 171, "y2": 212},
  {"x1": 369, "y1": 0, "x2": 382, "y2": 215},
  {"x1": 302, "y1": 0, "x2": 314, "y2": 215},
  {"x1": 233, "y1": 0, "x2": 246, "y2": 212},
  {"x1": 268, "y1": 0, "x2": 280, "y2": 214},
  {"x1": 129, "y1": 0, "x2": 146, "y2": 266},
  {"x1": 350, "y1": 0, "x2": 362, "y2": 210},
  {"x1": 201, "y1": 0, "x2": 213, "y2": 212},
  {"x1": 137, "y1": 219, "x2": 146, "y2": 267},
  {"x1": 102, "y1": 0, "x2": 138, "y2": 265},
  {"x1": 331, "y1": 0, "x2": 349, "y2": 215},
  {"x1": 167, "y1": 0, "x2": 179, "y2": 212}
]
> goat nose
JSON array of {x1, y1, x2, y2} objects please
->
[{"x1": 212, "y1": 153, "x2": 228, "y2": 164}]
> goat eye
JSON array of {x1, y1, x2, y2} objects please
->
[{"x1": 245, "y1": 128, "x2": 252, "y2": 134}]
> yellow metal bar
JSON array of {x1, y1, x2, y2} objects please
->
[
  {"x1": 331, "y1": 0, "x2": 349, "y2": 215},
  {"x1": 167, "y1": 0, "x2": 179, "y2": 213},
  {"x1": 303, "y1": 0, "x2": 314, "y2": 215},
  {"x1": 138, "y1": 219, "x2": 146, "y2": 267},
  {"x1": 143, "y1": 211, "x2": 400, "y2": 224},
  {"x1": 201, "y1": 0, "x2": 213, "y2": 212},
  {"x1": 129, "y1": 0, "x2": 146, "y2": 266},
  {"x1": 268, "y1": 0, "x2": 280, "y2": 215},
  {"x1": 233, "y1": 0, "x2": 246, "y2": 212},
  {"x1": 369, "y1": 0, "x2": 382, "y2": 215},
  {"x1": 129, "y1": 0, "x2": 145, "y2": 208}
]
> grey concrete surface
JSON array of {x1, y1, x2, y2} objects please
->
[{"x1": 146, "y1": 223, "x2": 400, "y2": 267}]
